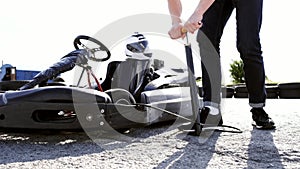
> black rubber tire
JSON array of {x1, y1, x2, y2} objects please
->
[
  {"x1": 222, "y1": 87, "x2": 234, "y2": 98},
  {"x1": 278, "y1": 83, "x2": 300, "y2": 99},
  {"x1": 235, "y1": 85, "x2": 248, "y2": 93},
  {"x1": 234, "y1": 84, "x2": 279, "y2": 99},
  {"x1": 234, "y1": 92, "x2": 248, "y2": 98},
  {"x1": 234, "y1": 85, "x2": 248, "y2": 98},
  {"x1": 198, "y1": 87, "x2": 204, "y2": 97},
  {"x1": 278, "y1": 82, "x2": 300, "y2": 89},
  {"x1": 199, "y1": 86, "x2": 236, "y2": 98},
  {"x1": 279, "y1": 90, "x2": 300, "y2": 99},
  {"x1": 267, "y1": 92, "x2": 279, "y2": 99},
  {"x1": 266, "y1": 85, "x2": 279, "y2": 99}
]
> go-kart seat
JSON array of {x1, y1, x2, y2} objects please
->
[
  {"x1": 101, "y1": 59, "x2": 150, "y2": 101},
  {"x1": 101, "y1": 61, "x2": 122, "y2": 91}
]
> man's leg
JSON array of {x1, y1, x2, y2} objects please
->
[
  {"x1": 236, "y1": 0, "x2": 275, "y2": 129},
  {"x1": 196, "y1": 0, "x2": 235, "y2": 128},
  {"x1": 198, "y1": 0, "x2": 234, "y2": 108},
  {"x1": 236, "y1": 0, "x2": 266, "y2": 106}
]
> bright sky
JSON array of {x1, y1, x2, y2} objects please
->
[{"x1": 1, "y1": 0, "x2": 300, "y2": 84}]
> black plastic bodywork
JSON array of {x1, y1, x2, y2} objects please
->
[{"x1": 0, "y1": 63, "x2": 196, "y2": 131}]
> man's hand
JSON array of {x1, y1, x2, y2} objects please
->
[
  {"x1": 167, "y1": 0, "x2": 213, "y2": 38},
  {"x1": 168, "y1": 23, "x2": 186, "y2": 39},
  {"x1": 184, "y1": 12, "x2": 203, "y2": 34}
]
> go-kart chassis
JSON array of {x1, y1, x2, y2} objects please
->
[
  {"x1": 0, "y1": 34, "x2": 198, "y2": 132},
  {"x1": 0, "y1": 86, "x2": 195, "y2": 131}
]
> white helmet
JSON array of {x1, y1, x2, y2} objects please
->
[{"x1": 125, "y1": 32, "x2": 152, "y2": 58}]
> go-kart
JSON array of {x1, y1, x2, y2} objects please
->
[{"x1": 0, "y1": 34, "x2": 198, "y2": 133}]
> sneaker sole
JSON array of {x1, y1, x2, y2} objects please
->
[{"x1": 252, "y1": 122, "x2": 276, "y2": 130}]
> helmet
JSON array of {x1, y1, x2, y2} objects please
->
[{"x1": 125, "y1": 32, "x2": 151, "y2": 58}]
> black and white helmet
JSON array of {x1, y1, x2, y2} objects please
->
[{"x1": 125, "y1": 32, "x2": 151, "y2": 57}]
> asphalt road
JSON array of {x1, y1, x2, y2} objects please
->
[{"x1": 0, "y1": 98, "x2": 299, "y2": 169}]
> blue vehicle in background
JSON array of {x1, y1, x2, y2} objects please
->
[
  {"x1": 0, "y1": 64, "x2": 39, "y2": 81},
  {"x1": 0, "y1": 64, "x2": 63, "y2": 91}
]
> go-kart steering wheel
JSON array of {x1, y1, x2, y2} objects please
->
[{"x1": 74, "y1": 35, "x2": 111, "y2": 62}]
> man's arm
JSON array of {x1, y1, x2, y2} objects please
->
[
  {"x1": 167, "y1": 0, "x2": 184, "y2": 39},
  {"x1": 194, "y1": 0, "x2": 215, "y2": 17},
  {"x1": 168, "y1": 0, "x2": 183, "y2": 25},
  {"x1": 167, "y1": 0, "x2": 215, "y2": 39},
  {"x1": 184, "y1": 0, "x2": 215, "y2": 32}
]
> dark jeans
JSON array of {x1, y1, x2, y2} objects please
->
[{"x1": 197, "y1": 0, "x2": 266, "y2": 108}]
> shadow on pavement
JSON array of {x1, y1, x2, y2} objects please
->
[
  {"x1": 247, "y1": 128, "x2": 284, "y2": 169},
  {"x1": 156, "y1": 131, "x2": 221, "y2": 169}
]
